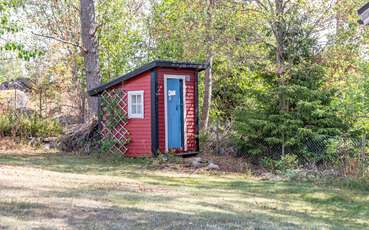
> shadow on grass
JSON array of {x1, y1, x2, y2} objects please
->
[
  {"x1": 0, "y1": 198, "x2": 306, "y2": 230},
  {"x1": 0, "y1": 152, "x2": 151, "y2": 175},
  {"x1": 1, "y1": 152, "x2": 368, "y2": 229},
  {"x1": 35, "y1": 180, "x2": 369, "y2": 229},
  {"x1": 45, "y1": 185, "x2": 179, "y2": 206},
  {"x1": 1, "y1": 189, "x2": 367, "y2": 230}
]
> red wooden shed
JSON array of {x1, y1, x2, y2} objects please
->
[{"x1": 88, "y1": 60, "x2": 207, "y2": 157}]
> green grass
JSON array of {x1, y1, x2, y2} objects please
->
[{"x1": 0, "y1": 152, "x2": 368, "y2": 229}]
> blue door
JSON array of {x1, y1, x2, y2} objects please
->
[{"x1": 167, "y1": 78, "x2": 184, "y2": 149}]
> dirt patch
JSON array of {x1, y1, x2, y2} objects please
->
[
  {"x1": 0, "y1": 137, "x2": 43, "y2": 155},
  {"x1": 187, "y1": 152, "x2": 260, "y2": 174},
  {"x1": 148, "y1": 153, "x2": 259, "y2": 176}
]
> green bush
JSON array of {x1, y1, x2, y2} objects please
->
[
  {"x1": 260, "y1": 157, "x2": 275, "y2": 170},
  {"x1": 0, "y1": 112, "x2": 62, "y2": 138},
  {"x1": 198, "y1": 130, "x2": 209, "y2": 151},
  {"x1": 275, "y1": 154, "x2": 299, "y2": 171},
  {"x1": 261, "y1": 154, "x2": 299, "y2": 172},
  {"x1": 0, "y1": 114, "x2": 12, "y2": 135}
]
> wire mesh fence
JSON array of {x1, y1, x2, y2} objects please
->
[
  {"x1": 265, "y1": 135, "x2": 368, "y2": 161},
  {"x1": 208, "y1": 119, "x2": 368, "y2": 176}
]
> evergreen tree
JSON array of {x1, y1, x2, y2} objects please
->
[{"x1": 235, "y1": 10, "x2": 347, "y2": 163}]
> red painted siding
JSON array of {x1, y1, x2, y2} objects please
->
[
  {"x1": 122, "y1": 72, "x2": 152, "y2": 156},
  {"x1": 102, "y1": 67, "x2": 199, "y2": 157},
  {"x1": 156, "y1": 68, "x2": 198, "y2": 153}
]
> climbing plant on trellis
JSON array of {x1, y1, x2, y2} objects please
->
[{"x1": 99, "y1": 88, "x2": 130, "y2": 155}]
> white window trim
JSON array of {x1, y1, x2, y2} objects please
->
[{"x1": 128, "y1": 90, "x2": 144, "y2": 119}]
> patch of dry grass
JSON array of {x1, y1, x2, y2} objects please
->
[
  {"x1": 0, "y1": 137, "x2": 36, "y2": 154},
  {"x1": 0, "y1": 152, "x2": 368, "y2": 229}
]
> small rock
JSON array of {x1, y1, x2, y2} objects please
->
[
  {"x1": 228, "y1": 146, "x2": 238, "y2": 155},
  {"x1": 207, "y1": 162, "x2": 220, "y2": 170},
  {"x1": 44, "y1": 143, "x2": 51, "y2": 150},
  {"x1": 29, "y1": 137, "x2": 42, "y2": 147},
  {"x1": 191, "y1": 160, "x2": 203, "y2": 168},
  {"x1": 321, "y1": 169, "x2": 339, "y2": 177},
  {"x1": 192, "y1": 157, "x2": 202, "y2": 162},
  {"x1": 260, "y1": 172, "x2": 283, "y2": 181},
  {"x1": 218, "y1": 147, "x2": 225, "y2": 155},
  {"x1": 42, "y1": 137, "x2": 59, "y2": 148},
  {"x1": 43, "y1": 137, "x2": 58, "y2": 143}
]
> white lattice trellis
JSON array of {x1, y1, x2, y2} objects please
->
[{"x1": 99, "y1": 88, "x2": 129, "y2": 155}]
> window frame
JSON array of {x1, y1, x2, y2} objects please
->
[{"x1": 127, "y1": 90, "x2": 144, "y2": 119}]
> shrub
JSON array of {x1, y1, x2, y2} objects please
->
[
  {"x1": 0, "y1": 111, "x2": 62, "y2": 138},
  {"x1": 260, "y1": 157, "x2": 275, "y2": 170},
  {"x1": 325, "y1": 136, "x2": 369, "y2": 179},
  {"x1": 261, "y1": 154, "x2": 299, "y2": 172},
  {"x1": 0, "y1": 114, "x2": 12, "y2": 135},
  {"x1": 198, "y1": 130, "x2": 209, "y2": 152},
  {"x1": 275, "y1": 154, "x2": 299, "y2": 171},
  {"x1": 326, "y1": 137, "x2": 359, "y2": 166}
]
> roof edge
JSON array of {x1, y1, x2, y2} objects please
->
[
  {"x1": 358, "y1": 2, "x2": 369, "y2": 15},
  {"x1": 88, "y1": 60, "x2": 207, "y2": 96}
]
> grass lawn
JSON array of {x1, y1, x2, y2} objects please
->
[{"x1": 0, "y1": 152, "x2": 368, "y2": 229}]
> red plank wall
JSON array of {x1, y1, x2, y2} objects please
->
[
  {"x1": 121, "y1": 72, "x2": 152, "y2": 156},
  {"x1": 156, "y1": 68, "x2": 198, "y2": 153}
]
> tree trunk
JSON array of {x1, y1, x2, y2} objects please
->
[
  {"x1": 274, "y1": 0, "x2": 287, "y2": 155},
  {"x1": 201, "y1": 54, "x2": 213, "y2": 131},
  {"x1": 274, "y1": 0, "x2": 287, "y2": 113},
  {"x1": 274, "y1": 0, "x2": 285, "y2": 77},
  {"x1": 200, "y1": 0, "x2": 214, "y2": 131},
  {"x1": 80, "y1": 0, "x2": 100, "y2": 119},
  {"x1": 39, "y1": 89, "x2": 42, "y2": 117},
  {"x1": 71, "y1": 53, "x2": 85, "y2": 123}
]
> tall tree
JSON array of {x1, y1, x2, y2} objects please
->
[
  {"x1": 80, "y1": 0, "x2": 101, "y2": 117},
  {"x1": 200, "y1": 0, "x2": 214, "y2": 131},
  {"x1": 323, "y1": 0, "x2": 369, "y2": 134},
  {"x1": 234, "y1": 1, "x2": 346, "y2": 162},
  {"x1": 235, "y1": 0, "x2": 338, "y2": 155},
  {"x1": 148, "y1": 0, "x2": 255, "y2": 126},
  {"x1": 27, "y1": 0, "x2": 87, "y2": 122},
  {"x1": 97, "y1": 0, "x2": 146, "y2": 81}
]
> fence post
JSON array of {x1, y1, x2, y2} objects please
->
[
  {"x1": 361, "y1": 133, "x2": 366, "y2": 158},
  {"x1": 360, "y1": 133, "x2": 366, "y2": 176},
  {"x1": 216, "y1": 119, "x2": 220, "y2": 155},
  {"x1": 282, "y1": 133, "x2": 285, "y2": 156},
  {"x1": 14, "y1": 88, "x2": 17, "y2": 110}
]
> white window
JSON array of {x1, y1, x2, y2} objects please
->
[{"x1": 128, "y1": 90, "x2": 144, "y2": 119}]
